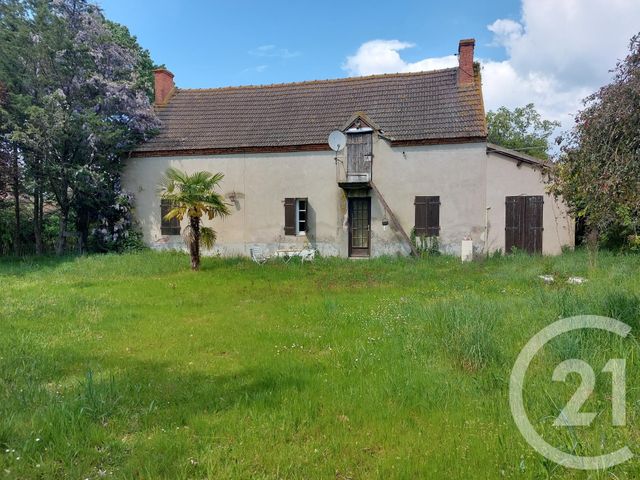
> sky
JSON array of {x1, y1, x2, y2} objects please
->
[{"x1": 99, "y1": 0, "x2": 640, "y2": 132}]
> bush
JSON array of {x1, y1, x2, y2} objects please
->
[{"x1": 89, "y1": 191, "x2": 148, "y2": 253}]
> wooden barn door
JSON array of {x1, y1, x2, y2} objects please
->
[{"x1": 505, "y1": 196, "x2": 543, "y2": 254}]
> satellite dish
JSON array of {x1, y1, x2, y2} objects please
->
[{"x1": 328, "y1": 130, "x2": 347, "y2": 152}]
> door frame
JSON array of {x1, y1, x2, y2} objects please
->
[{"x1": 348, "y1": 197, "x2": 371, "y2": 257}]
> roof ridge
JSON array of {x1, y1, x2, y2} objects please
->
[{"x1": 176, "y1": 67, "x2": 458, "y2": 93}]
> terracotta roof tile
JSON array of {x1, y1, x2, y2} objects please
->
[{"x1": 135, "y1": 67, "x2": 486, "y2": 153}]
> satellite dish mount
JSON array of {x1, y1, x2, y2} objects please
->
[{"x1": 328, "y1": 130, "x2": 347, "y2": 164}]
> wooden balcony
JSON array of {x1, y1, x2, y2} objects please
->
[{"x1": 337, "y1": 162, "x2": 371, "y2": 190}]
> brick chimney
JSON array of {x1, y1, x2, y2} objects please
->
[
  {"x1": 153, "y1": 68, "x2": 175, "y2": 105},
  {"x1": 458, "y1": 39, "x2": 475, "y2": 85}
]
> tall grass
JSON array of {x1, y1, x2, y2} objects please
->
[{"x1": 0, "y1": 250, "x2": 639, "y2": 478}]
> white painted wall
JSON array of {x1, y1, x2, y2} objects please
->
[
  {"x1": 122, "y1": 138, "x2": 574, "y2": 257},
  {"x1": 484, "y1": 151, "x2": 574, "y2": 255}
]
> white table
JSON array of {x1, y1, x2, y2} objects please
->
[{"x1": 274, "y1": 248, "x2": 316, "y2": 263}]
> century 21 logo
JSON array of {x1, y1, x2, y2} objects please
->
[
  {"x1": 509, "y1": 316, "x2": 633, "y2": 470},
  {"x1": 552, "y1": 357, "x2": 625, "y2": 427}
]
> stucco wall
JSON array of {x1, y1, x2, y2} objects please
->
[
  {"x1": 122, "y1": 151, "x2": 345, "y2": 256},
  {"x1": 484, "y1": 152, "x2": 574, "y2": 255},
  {"x1": 122, "y1": 138, "x2": 573, "y2": 257},
  {"x1": 369, "y1": 139, "x2": 487, "y2": 256}
]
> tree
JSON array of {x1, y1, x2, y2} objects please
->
[
  {"x1": 0, "y1": 0, "x2": 31, "y2": 254},
  {"x1": 486, "y1": 104, "x2": 560, "y2": 160},
  {"x1": 1, "y1": 0, "x2": 158, "y2": 255},
  {"x1": 551, "y1": 33, "x2": 640, "y2": 248},
  {"x1": 159, "y1": 168, "x2": 230, "y2": 271}
]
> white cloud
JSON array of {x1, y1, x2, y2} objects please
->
[
  {"x1": 342, "y1": 0, "x2": 640, "y2": 130},
  {"x1": 487, "y1": 19, "x2": 522, "y2": 47},
  {"x1": 249, "y1": 44, "x2": 300, "y2": 59},
  {"x1": 242, "y1": 64, "x2": 268, "y2": 74},
  {"x1": 343, "y1": 40, "x2": 457, "y2": 76}
]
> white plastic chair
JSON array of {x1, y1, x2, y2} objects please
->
[
  {"x1": 300, "y1": 248, "x2": 316, "y2": 263},
  {"x1": 250, "y1": 247, "x2": 268, "y2": 265}
]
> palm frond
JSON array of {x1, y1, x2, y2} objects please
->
[
  {"x1": 163, "y1": 206, "x2": 185, "y2": 222},
  {"x1": 158, "y1": 167, "x2": 230, "y2": 225},
  {"x1": 200, "y1": 227, "x2": 217, "y2": 249},
  {"x1": 165, "y1": 167, "x2": 189, "y2": 184}
]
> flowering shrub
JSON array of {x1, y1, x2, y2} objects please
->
[{"x1": 90, "y1": 191, "x2": 146, "y2": 253}]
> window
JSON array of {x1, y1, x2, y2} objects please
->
[
  {"x1": 284, "y1": 197, "x2": 308, "y2": 236},
  {"x1": 414, "y1": 196, "x2": 440, "y2": 237},
  {"x1": 160, "y1": 199, "x2": 181, "y2": 236},
  {"x1": 296, "y1": 199, "x2": 307, "y2": 235}
]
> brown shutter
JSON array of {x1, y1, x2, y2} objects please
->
[
  {"x1": 284, "y1": 198, "x2": 296, "y2": 235},
  {"x1": 426, "y1": 196, "x2": 440, "y2": 237},
  {"x1": 525, "y1": 196, "x2": 544, "y2": 254},
  {"x1": 414, "y1": 196, "x2": 427, "y2": 236},
  {"x1": 505, "y1": 196, "x2": 525, "y2": 253}
]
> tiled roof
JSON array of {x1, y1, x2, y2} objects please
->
[{"x1": 134, "y1": 67, "x2": 486, "y2": 154}]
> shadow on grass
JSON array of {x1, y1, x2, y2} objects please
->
[
  {"x1": 1, "y1": 340, "x2": 312, "y2": 445},
  {"x1": 0, "y1": 254, "x2": 81, "y2": 278}
]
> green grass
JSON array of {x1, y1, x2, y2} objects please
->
[{"x1": 0, "y1": 250, "x2": 639, "y2": 479}]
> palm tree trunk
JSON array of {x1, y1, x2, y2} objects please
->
[{"x1": 190, "y1": 216, "x2": 201, "y2": 270}]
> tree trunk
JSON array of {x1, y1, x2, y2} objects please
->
[
  {"x1": 33, "y1": 183, "x2": 43, "y2": 255},
  {"x1": 33, "y1": 155, "x2": 44, "y2": 255},
  {"x1": 76, "y1": 207, "x2": 89, "y2": 254},
  {"x1": 586, "y1": 227, "x2": 599, "y2": 269},
  {"x1": 56, "y1": 204, "x2": 69, "y2": 256},
  {"x1": 12, "y1": 147, "x2": 20, "y2": 256},
  {"x1": 190, "y1": 216, "x2": 201, "y2": 271}
]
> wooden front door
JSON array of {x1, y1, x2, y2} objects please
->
[
  {"x1": 348, "y1": 197, "x2": 371, "y2": 257},
  {"x1": 505, "y1": 196, "x2": 544, "y2": 253}
]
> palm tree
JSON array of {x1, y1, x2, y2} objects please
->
[{"x1": 158, "y1": 168, "x2": 230, "y2": 270}]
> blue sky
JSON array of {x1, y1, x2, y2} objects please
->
[
  {"x1": 99, "y1": 0, "x2": 640, "y2": 129},
  {"x1": 99, "y1": 0, "x2": 517, "y2": 88}
]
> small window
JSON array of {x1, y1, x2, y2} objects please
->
[
  {"x1": 284, "y1": 197, "x2": 308, "y2": 236},
  {"x1": 296, "y1": 199, "x2": 307, "y2": 235},
  {"x1": 160, "y1": 199, "x2": 181, "y2": 236},
  {"x1": 414, "y1": 196, "x2": 440, "y2": 237}
]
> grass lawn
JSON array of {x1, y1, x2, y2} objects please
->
[{"x1": 1, "y1": 250, "x2": 640, "y2": 479}]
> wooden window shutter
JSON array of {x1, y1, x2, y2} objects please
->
[
  {"x1": 284, "y1": 198, "x2": 296, "y2": 235},
  {"x1": 415, "y1": 196, "x2": 440, "y2": 237},
  {"x1": 426, "y1": 196, "x2": 441, "y2": 237},
  {"x1": 414, "y1": 196, "x2": 427, "y2": 236}
]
